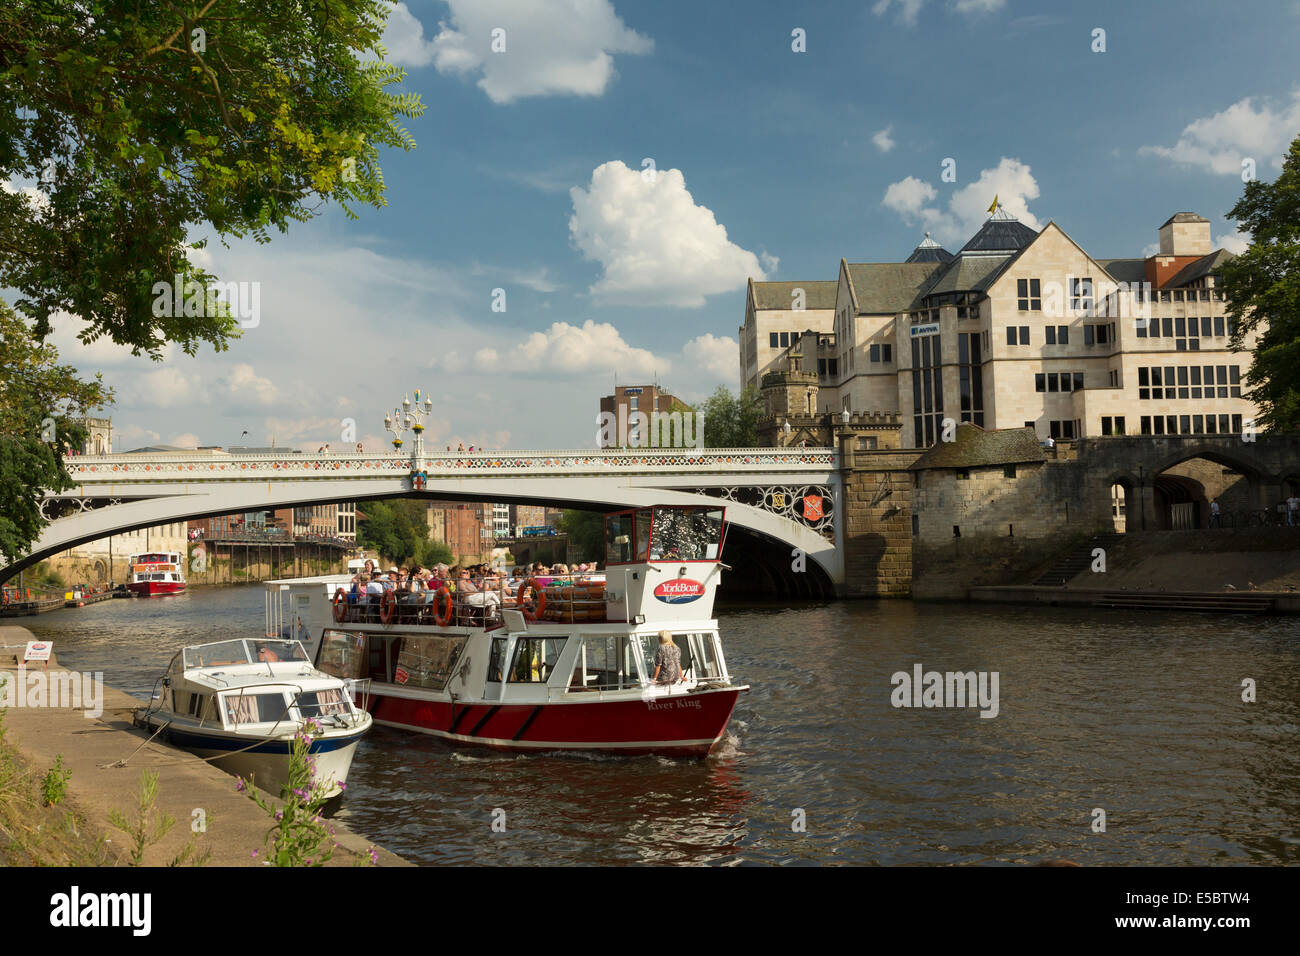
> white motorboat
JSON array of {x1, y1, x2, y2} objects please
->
[{"x1": 136, "y1": 638, "x2": 372, "y2": 798}]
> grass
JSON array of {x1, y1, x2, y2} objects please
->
[
  {"x1": 0, "y1": 709, "x2": 116, "y2": 866},
  {"x1": 40, "y1": 754, "x2": 71, "y2": 806}
]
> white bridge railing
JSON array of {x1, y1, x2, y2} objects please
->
[{"x1": 61, "y1": 447, "x2": 839, "y2": 484}]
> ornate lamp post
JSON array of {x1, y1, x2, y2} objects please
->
[
  {"x1": 407, "y1": 389, "x2": 435, "y2": 459},
  {"x1": 386, "y1": 390, "x2": 435, "y2": 491}
]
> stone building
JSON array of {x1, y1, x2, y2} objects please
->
[{"x1": 743, "y1": 208, "x2": 1260, "y2": 448}]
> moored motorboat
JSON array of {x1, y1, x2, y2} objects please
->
[
  {"x1": 135, "y1": 638, "x2": 372, "y2": 797},
  {"x1": 267, "y1": 504, "x2": 747, "y2": 757}
]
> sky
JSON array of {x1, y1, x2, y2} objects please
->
[{"x1": 28, "y1": 0, "x2": 1300, "y2": 452}]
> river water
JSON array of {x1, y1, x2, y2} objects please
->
[{"x1": 24, "y1": 587, "x2": 1300, "y2": 865}]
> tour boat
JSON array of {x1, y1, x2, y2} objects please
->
[
  {"x1": 265, "y1": 505, "x2": 747, "y2": 757},
  {"x1": 127, "y1": 551, "x2": 186, "y2": 596},
  {"x1": 136, "y1": 638, "x2": 373, "y2": 797}
]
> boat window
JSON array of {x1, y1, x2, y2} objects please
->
[
  {"x1": 568, "y1": 635, "x2": 640, "y2": 691},
  {"x1": 604, "y1": 514, "x2": 631, "y2": 565},
  {"x1": 487, "y1": 637, "x2": 509, "y2": 683},
  {"x1": 317, "y1": 630, "x2": 367, "y2": 680},
  {"x1": 636, "y1": 633, "x2": 708, "y2": 679},
  {"x1": 296, "y1": 689, "x2": 349, "y2": 718},
  {"x1": 649, "y1": 508, "x2": 723, "y2": 561},
  {"x1": 634, "y1": 510, "x2": 651, "y2": 562},
  {"x1": 508, "y1": 637, "x2": 568, "y2": 683},
  {"x1": 253, "y1": 640, "x2": 307, "y2": 663},
  {"x1": 224, "y1": 692, "x2": 290, "y2": 726},
  {"x1": 184, "y1": 640, "x2": 253, "y2": 667},
  {"x1": 393, "y1": 635, "x2": 467, "y2": 691}
]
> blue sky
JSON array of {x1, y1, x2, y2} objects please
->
[{"x1": 36, "y1": 0, "x2": 1300, "y2": 451}]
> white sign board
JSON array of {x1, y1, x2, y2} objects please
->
[{"x1": 24, "y1": 640, "x2": 52, "y2": 662}]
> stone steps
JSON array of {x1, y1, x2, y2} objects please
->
[{"x1": 1032, "y1": 533, "x2": 1123, "y2": 586}]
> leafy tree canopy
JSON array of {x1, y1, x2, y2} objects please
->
[
  {"x1": 1221, "y1": 137, "x2": 1300, "y2": 432},
  {"x1": 0, "y1": 0, "x2": 423, "y2": 358},
  {"x1": 0, "y1": 300, "x2": 110, "y2": 563},
  {"x1": 699, "y1": 384, "x2": 762, "y2": 448},
  {"x1": 556, "y1": 510, "x2": 604, "y2": 563}
]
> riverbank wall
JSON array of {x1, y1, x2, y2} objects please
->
[{"x1": 0, "y1": 625, "x2": 407, "y2": 867}]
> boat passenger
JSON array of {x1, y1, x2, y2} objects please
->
[{"x1": 652, "y1": 631, "x2": 684, "y2": 685}]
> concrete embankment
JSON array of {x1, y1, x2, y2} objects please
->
[{"x1": 0, "y1": 626, "x2": 408, "y2": 867}]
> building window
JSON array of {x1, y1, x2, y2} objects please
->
[
  {"x1": 1017, "y1": 278, "x2": 1042, "y2": 311},
  {"x1": 1070, "y1": 277, "x2": 1094, "y2": 314},
  {"x1": 955, "y1": 469, "x2": 970, "y2": 480},
  {"x1": 769, "y1": 332, "x2": 778, "y2": 348},
  {"x1": 1035, "y1": 373, "x2": 1045, "y2": 393},
  {"x1": 1003, "y1": 464, "x2": 1017, "y2": 478},
  {"x1": 958, "y1": 332, "x2": 984, "y2": 426},
  {"x1": 911, "y1": 332, "x2": 944, "y2": 447},
  {"x1": 779, "y1": 331, "x2": 790, "y2": 347}
]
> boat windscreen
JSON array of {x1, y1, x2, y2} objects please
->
[{"x1": 184, "y1": 640, "x2": 254, "y2": 667}]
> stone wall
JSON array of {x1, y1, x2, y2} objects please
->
[{"x1": 839, "y1": 447, "x2": 920, "y2": 597}]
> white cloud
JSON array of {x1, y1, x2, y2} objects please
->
[
  {"x1": 881, "y1": 158, "x2": 1042, "y2": 246},
  {"x1": 473, "y1": 319, "x2": 665, "y2": 378},
  {"x1": 1215, "y1": 230, "x2": 1250, "y2": 255},
  {"x1": 1, "y1": 177, "x2": 50, "y2": 214},
  {"x1": 872, "y1": 0, "x2": 926, "y2": 25},
  {"x1": 399, "y1": 0, "x2": 653, "y2": 104},
  {"x1": 168, "y1": 433, "x2": 201, "y2": 449},
  {"x1": 872, "y1": 126, "x2": 896, "y2": 153},
  {"x1": 215, "y1": 363, "x2": 280, "y2": 410},
  {"x1": 872, "y1": 0, "x2": 1004, "y2": 26},
  {"x1": 113, "y1": 423, "x2": 161, "y2": 447},
  {"x1": 470, "y1": 263, "x2": 560, "y2": 293},
  {"x1": 882, "y1": 176, "x2": 937, "y2": 217},
  {"x1": 1142, "y1": 242, "x2": 1160, "y2": 258},
  {"x1": 1139, "y1": 91, "x2": 1300, "y2": 176},
  {"x1": 569, "y1": 160, "x2": 771, "y2": 307},
  {"x1": 952, "y1": 0, "x2": 1006, "y2": 14},
  {"x1": 43, "y1": 311, "x2": 177, "y2": 365},
  {"x1": 125, "y1": 367, "x2": 200, "y2": 407},
  {"x1": 682, "y1": 333, "x2": 738, "y2": 382}
]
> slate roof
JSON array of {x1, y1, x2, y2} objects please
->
[
  {"x1": 918, "y1": 254, "x2": 1012, "y2": 297},
  {"x1": 905, "y1": 233, "x2": 955, "y2": 264},
  {"x1": 959, "y1": 217, "x2": 1039, "y2": 254},
  {"x1": 1096, "y1": 258, "x2": 1147, "y2": 285},
  {"x1": 749, "y1": 279, "x2": 838, "y2": 310},
  {"x1": 908, "y1": 424, "x2": 1046, "y2": 471},
  {"x1": 843, "y1": 262, "x2": 944, "y2": 314},
  {"x1": 1164, "y1": 249, "x2": 1234, "y2": 288},
  {"x1": 1161, "y1": 212, "x2": 1209, "y2": 227}
]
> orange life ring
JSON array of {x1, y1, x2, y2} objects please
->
[
  {"x1": 518, "y1": 578, "x2": 546, "y2": 622},
  {"x1": 432, "y1": 586, "x2": 453, "y2": 627},
  {"x1": 332, "y1": 588, "x2": 347, "y2": 623},
  {"x1": 379, "y1": 589, "x2": 396, "y2": 625}
]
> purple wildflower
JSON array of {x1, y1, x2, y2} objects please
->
[
  {"x1": 369, "y1": 848, "x2": 379, "y2": 865},
  {"x1": 236, "y1": 778, "x2": 246, "y2": 792}
]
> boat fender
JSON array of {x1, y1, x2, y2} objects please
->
[
  {"x1": 379, "y1": 589, "x2": 397, "y2": 625},
  {"x1": 332, "y1": 588, "x2": 348, "y2": 623}
]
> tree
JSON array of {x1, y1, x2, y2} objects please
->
[
  {"x1": 556, "y1": 510, "x2": 605, "y2": 563},
  {"x1": 357, "y1": 499, "x2": 439, "y2": 567},
  {"x1": 1221, "y1": 136, "x2": 1300, "y2": 432},
  {"x1": 0, "y1": 0, "x2": 424, "y2": 357},
  {"x1": 699, "y1": 384, "x2": 763, "y2": 447},
  {"x1": 0, "y1": 1, "x2": 422, "y2": 562},
  {"x1": 0, "y1": 300, "x2": 109, "y2": 566}
]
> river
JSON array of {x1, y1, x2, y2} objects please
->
[{"x1": 24, "y1": 587, "x2": 1300, "y2": 865}]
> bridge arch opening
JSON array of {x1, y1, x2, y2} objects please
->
[
  {"x1": 1107, "y1": 478, "x2": 1135, "y2": 533},
  {"x1": 1153, "y1": 450, "x2": 1263, "y2": 530}
]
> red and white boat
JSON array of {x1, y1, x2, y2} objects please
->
[
  {"x1": 265, "y1": 505, "x2": 747, "y2": 757},
  {"x1": 127, "y1": 551, "x2": 187, "y2": 596}
]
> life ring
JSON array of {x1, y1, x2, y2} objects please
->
[
  {"x1": 379, "y1": 589, "x2": 396, "y2": 625},
  {"x1": 518, "y1": 578, "x2": 546, "y2": 622},
  {"x1": 432, "y1": 586, "x2": 453, "y2": 627},
  {"x1": 332, "y1": 588, "x2": 347, "y2": 622}
]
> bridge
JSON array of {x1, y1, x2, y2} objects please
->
[{"x1": 11, "y1": 447, "x2": 844, "y2": 596}]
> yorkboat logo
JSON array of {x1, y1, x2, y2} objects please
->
[{"x1": 653, "y1": 579, "x2": 705, "y2": 604}]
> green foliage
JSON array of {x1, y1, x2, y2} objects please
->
[
  {"x1": 1221, "y1": 136, "x2": 1300, "y2": 432},
  {"x1": 557, "y1": 510, "x2": 605, "y2": 562},
  {"x1": 0, "y1": 301, "x2": 111, "y2": 565},
  {"x1": 40, "y1": 754, "x2": 70, "y2": 806},
  {"x1": 698, "y1": 385, "x2": 763, "y2": 448},
  {"x1": 241, "y1": 720, "x2": 341, "y2": 867},
  {"x1": 358, "y1": 499, "x2": 447, "y2": 566},
  {"x1": 107, "y1": 769, "x2": 175, "y2": 866},
  {"x1": 0, "y1": 0, "x2": 424, "y2": 358}
]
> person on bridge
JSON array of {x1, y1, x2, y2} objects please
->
[{"x1": 1209, "y1": 500, "x2": 1221, "y2": 529}]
